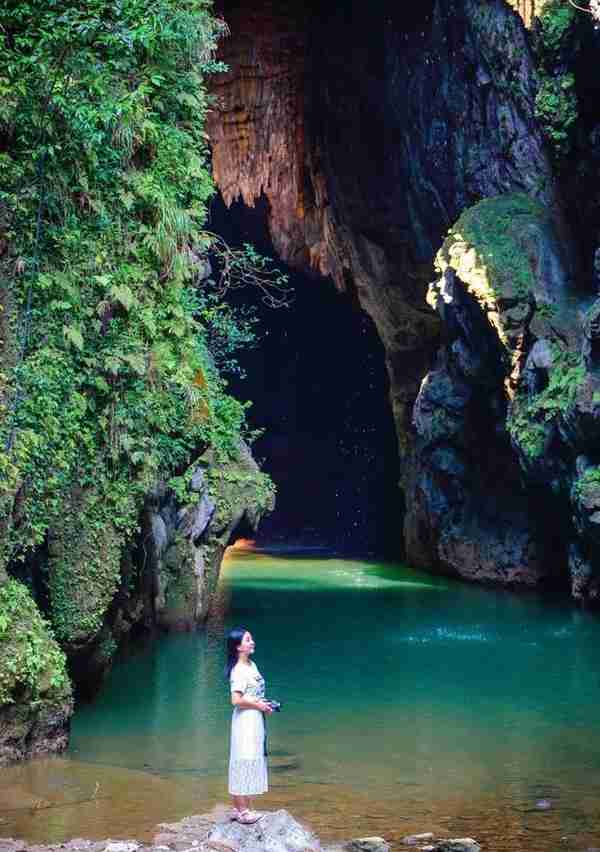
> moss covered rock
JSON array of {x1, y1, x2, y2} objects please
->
[
  {"x1": 0, "y1": 579, "x2": 73, "y2": 765},
  {"x1": 433, "y1": 192, "x2": 576, "y2": 357},
  {"x1": 149, "y1": 441, "x2": 274, "y2": 630},
  {"x1": 47, "y1": 487, "x2": 123, "y2": 651}
]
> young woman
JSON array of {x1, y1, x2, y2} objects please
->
[{"x1": 225, "y1": 627, "x2": 273, "y2": 824}]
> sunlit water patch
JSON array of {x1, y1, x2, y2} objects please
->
[{"x1": 3, "y1": 550, "x2": 600, "y2": 851}]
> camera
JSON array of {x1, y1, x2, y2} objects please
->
[{"x1": 266, "y1": 699, "x2": 282, "y2": 712}]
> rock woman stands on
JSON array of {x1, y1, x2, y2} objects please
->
[{"x1": 225, "y1": 627, "x2": 273, "y2": 824}]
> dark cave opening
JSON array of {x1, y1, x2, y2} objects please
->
[{"x1": 208, "y1": 195, "x2": 400, "y2": 557}]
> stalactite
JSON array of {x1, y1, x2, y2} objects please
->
[{"x1": 506, "y1": 0, "x2": 548, "y2": 27}]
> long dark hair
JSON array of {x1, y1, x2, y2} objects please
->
[{"x1": 225, "y1": 626, "x2": 248, "y2": 680}]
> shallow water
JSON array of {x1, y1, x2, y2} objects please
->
[{"x1": 3, "y1": 550, "x2": 600, "y2": 851}]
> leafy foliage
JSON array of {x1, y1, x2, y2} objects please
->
[
  {"x1": 508, "y1": 346, "x2": 585, "y2": 458},
  {"x1": 0, "y1": 579, "x2": 71, "y2": 706},
  {"x1": 574, "y1": 464, "x2": 600, "y2": 498},
  {"x1": 533, "y1": 0, "x2": 579, "y2": 159},
  {"x1": 0, "y1": 0, "x2": 275, "y2": 606}
]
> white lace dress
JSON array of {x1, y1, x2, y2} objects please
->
[{"x1": 228, "y1": 661, "x2": 268, "y2": 796}]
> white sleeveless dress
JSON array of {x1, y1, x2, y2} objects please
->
[{"x1": 228, "y1": 661, "x2": 269, "y2": 796}]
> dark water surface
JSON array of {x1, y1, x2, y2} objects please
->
[{"x1": 3, "y1": 550, "x2": 600, "y2": 851}]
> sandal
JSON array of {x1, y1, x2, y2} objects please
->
[
  {"x1": 230, "y1": 809, "x2": 240, "y2": 821},
  {"x1": 237, "y1": 809, "x2": 263, "y2": 825}
]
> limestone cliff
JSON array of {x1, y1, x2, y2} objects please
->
[
  {"x1": 209, "y1": 0, "x2": 558, "y2": 452},
  {"x1": 208, "y1": 0, "x2": 568, "y2": 575}
]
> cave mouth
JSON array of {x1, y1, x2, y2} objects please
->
[{"x1": 208, "y1": 195, "x2": 400, "y2": 557}]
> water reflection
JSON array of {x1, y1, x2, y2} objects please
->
[{"x1": 2, "y1": 551, "x2": 600, "y2": 851}]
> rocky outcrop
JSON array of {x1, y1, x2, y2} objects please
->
[
  {"x1": 0, "y1": 579, "x2": 73, "y2": 766},
  {"x1": 407, "y1": 193, "x2": 578, "y2": 584},
  {"x1": 409, "y1": 190, "x2": 600, "y2": 599},
  {"x1": 145, "y1": 442, "x2": 273, "y2": 631}
]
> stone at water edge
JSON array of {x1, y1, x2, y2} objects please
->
[
  {"x1": 430, "y1": 841, "x2": 481, "y2": 852},
  {"x1": 344, "y1": 838, "x2": 390, "y2": 852},
  {"x1": 402, "y1": 834, "x2": 435, "y2": 847},
  {"x1": 208, "y1": 810, "x2": 319, "y2": 852}
]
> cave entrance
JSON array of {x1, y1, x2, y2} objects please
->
[{"x1": 209, "y1": 195, "x2": 400, "y2": 557}]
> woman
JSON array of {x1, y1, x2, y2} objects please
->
[{"x1": 225, "y1": 627, "x2": 273, "y2": 824}]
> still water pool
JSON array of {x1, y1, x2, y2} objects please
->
[{"x1": 3, "y1": 549, "x2": 600, "y2": 851}]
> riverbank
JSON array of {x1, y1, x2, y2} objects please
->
[{"x1": 0, "y1": 809, "x2": 480, "y2": 852}]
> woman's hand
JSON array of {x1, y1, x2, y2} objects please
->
[{"x1": 256, "y1": 699, "x2": 274, "y2": 714}]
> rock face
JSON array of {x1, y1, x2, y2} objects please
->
[
  {"x1": 0, "y1": 579, "x2": 73, "y2": 766},
  {"x1": 412, "y1": 189, "x2": 600, "y2": 600},
  {"x1": 145, "y1": 442, "x2": 273, "y2": 631},
  {"x1": 407, "y1": 193, "x2": 580, "y2": 585},
  {"x1": 210, "y1": 0, "x2": 558, "y2": 459},
  {"x1": 209, "y1": 0, "x2": 600, "y2": 590}
]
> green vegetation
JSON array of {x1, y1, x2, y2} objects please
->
[
  {"x1": 574, "y1": 465, "x2": 600, "y2": 499},
  {"x1": 438, "y1": 193, "x2": 549, "y2": 303},
  {"x1": 536, "y1": 0, "x2": 577, "y2": 58},
  {"x1": 508, "y1": 346, "x2": 585, "y2": 458},
  {"x1": 0, "y1": 579, "x2": 71, "y2": 706},
  {"x1": 535, "y1": 72, "x2": 578, "y2": 156},
  {"x1": 0, "y1": 0, "x2": 280, "y2": 645},
  {"x1": 457, "y1": 193, "x2": 546, "y2": 298},
  {"x1": 533, "y1": 0, "x2": 579, "y2": 159}
]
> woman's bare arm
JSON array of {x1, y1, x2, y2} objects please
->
[{"x1": 231, "y1": 692, "x2": 273, "y2": 713}]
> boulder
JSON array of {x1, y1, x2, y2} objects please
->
[{"x1": 207, "y1": 810, "x2": 319, "y2": 852}]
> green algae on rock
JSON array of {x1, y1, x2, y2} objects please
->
[
  {"x1": 0, "y1": 579, "x2": 73, "y2": 765},
  {"x1": 47, "y1": 487, "x2": 124, "y2": 649},
  {"x1": 409, "y1": 191, "x2": 581, "y2": 588},
  {"x1": 433, "y1": 193, "x2": 575, "y2": 347},
  {"x1": 148, "y1": 441, "x2": 275, "y2": 631}
]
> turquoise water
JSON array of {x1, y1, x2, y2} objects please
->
[{"x1": 3, "y1": 549, "x2": 600, "y2": 851}]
